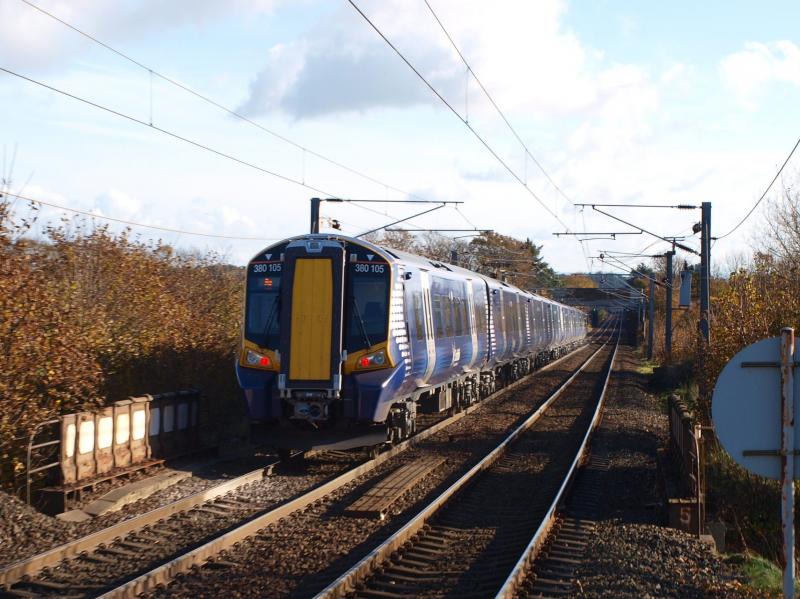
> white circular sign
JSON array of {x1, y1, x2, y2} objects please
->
[{"x1": 712, "y1": 337, "x2": 800, "y2": 480}]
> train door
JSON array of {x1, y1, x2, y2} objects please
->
[
  {"x1": 493, "y1": 288, "x2": 506, "y2": 360},
  {"x1": 524, "y1": 299, "x2": 531, "y2": 349},
  {"x1": 546, "y1": 303, "x2": 553, "y2": 347},
  {"x1": 508, "y1": 293, "x2": 519, "y2": 355},
  {"x1": 535, "y1": 300, "x2": 543, "y2": 349},
  {"x1": 465, "y1": 280, "x2": 478, "y2": 369},
  {"x1": 419, "y1": 270, "x2": 436, "y2": 385},
  {"x1": 406, "y1": 277, "x2": 426, "y2": 383},
  {"x1": 279, "y1": 240, "x2": 346, "y2": 395}
]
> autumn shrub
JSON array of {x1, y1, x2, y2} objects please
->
[
  {"x1": 0, "y1": 207, "x2": 104, "y2": 488},
  {"x1": 685, "y1": 256, "x2": 800, "y2": 427},
  {"x1": 697, "y1": 258, "x2": 800, "y2": 561},
  {"x1": 0, "y1": 199, "x2": 245, "y2": 492}
]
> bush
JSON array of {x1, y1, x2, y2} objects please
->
[{"x1": 0, "y1": 198, "x2": 244, "y2": 491}]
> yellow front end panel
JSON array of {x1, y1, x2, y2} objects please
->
[{"x1": 289, "y1": 258, "x2": 333, "y2": 380}]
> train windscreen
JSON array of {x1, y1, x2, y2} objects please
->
[
  {"x1": 345, "y1": 266, "x2": 389, "y2": 352},
  {"x1": 245, "y1": 270, "x2": 282, "y2": 348}
]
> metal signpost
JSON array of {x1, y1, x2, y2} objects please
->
[{"x1": 712, "y1": 328, "x2": 798, "y2": 598}]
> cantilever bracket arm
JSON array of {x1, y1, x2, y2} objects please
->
[
  {"x1": 590, "y1": 206, "x2": 700, "y2": 256},
  {"x1": 356, "y1": 204, "x2": 446, "y2": 238}
]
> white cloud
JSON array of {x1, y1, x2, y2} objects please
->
[
  {"x1": 720, "y1": 40, "x2": 800, "y2": 108},
  {"x1": 96, "y1": 188, "x2": 142, "y2": 220},
  {"x1": 0, "y1": 0, "x2": 283, "y2": 71},
  {"x1": 3, "y1": 1, "x2": 783, "y2": 273},
  {"x1": 239, "y1": 0, "x2": 602, "y2": 119}
]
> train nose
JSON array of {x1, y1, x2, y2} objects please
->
[{"x1": 277, "y1": 239, "x2": 347, "y2": 418}]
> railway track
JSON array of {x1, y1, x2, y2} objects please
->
[
  {"x1": 314, "y1": 325, "x2": 619, "y2": 599},
  {"x1": 509, "y1": 455, "x2": 609, "y2": 598},
  {"x1": 0, "y1": 327, "x2": 608, "y2": 599},
  {"x1": 496, "y1": 336, "x2": 618, "y2": 599},
  {"x1": 138, "y1": 326, "x2": 614, "y2": 599}
]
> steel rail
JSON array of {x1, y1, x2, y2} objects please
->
[
  {"x1": 314, "y1": 326, "x2": 616, "y2": 599},
  {"x1": 494, "y1": 326, "x2": 620, "y2": 598},
  {"x1": 99, "y1": 332, "x2": 604, "y2": 598},
  {"x1": 0, "y1": 464, "x2": 275, "y2": 588}
]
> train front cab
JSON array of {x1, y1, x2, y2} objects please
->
[{"x1": 237, "y1": 236, "x2": 406, "y2": 448}]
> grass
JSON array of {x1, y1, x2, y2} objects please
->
[
  {"x1": 728, "y1": 552, "x2": 798, "y2": 595},
  {"x1": 636, "y1": 360, "x2": 658, "y2": 375}
]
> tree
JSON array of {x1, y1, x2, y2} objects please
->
[
  {"x1": 759, "y1": 182, "x2": 800, "y2": 269},
  {"x1": 464, "y1": 232, "x2": 557, "y2": 289},
  {"x1": 561, "y1": 274, "x2": 597, "y2": 288},
  {"x1": 366, "y1": 229, "x2": 559, "y2": 290},
  {"x1": 632, "y1": 262, "x2": 655, "y2": 278},
  {"x1": 368, "y1": 230, "x2": 417, "y2": 253}
]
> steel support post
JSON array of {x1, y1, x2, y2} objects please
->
[
  {"x1": 698, "y1": 202, "x2": 711, "y2": 405},
  {"x1": 647, "y1": 278, "x2": 655, "y2": 360},
  {"x1": 310, "y1": 197, "x2": 321, "y2": 234},
  {"x1": 665, "y1": 250, "x2": 675, "y2": 361},
  {"x1": 699, "y1": 202, "x2": 711, "y2": 345},
  {"x1": 781, "y1": 327, "x2": 795, "y2": 599}
]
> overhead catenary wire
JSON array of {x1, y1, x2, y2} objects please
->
[
  {"x1": 13, "y1": 0, "x2": 455, "y2": 237},
  {"x1": 422, "y1": 0, "x2": 577, "y2": 211},
  {"x1": 0, "y1": 66, "x2": 341, "y2": 196},
  {"x1": 0, "y1": 65, "x2": 441, "y2": 236},
  {"x1": 1, "y1": 190, "x2": 280, "y2": 241},
  {"x1": 17, "y1": 0, "x2": 584, "y2": 250},
  {"x1": 16, "y1": 0, "x2": 444, "y2": 211},
  {"x1": 347, "y1": 0, "x2": 572, "y2": 233},
  {"x1": 423, "y1": 0, "x2": 598, "y2": 272},
  {"x1": 716, "y1": 134, "x2": 800, "y2": 240}
]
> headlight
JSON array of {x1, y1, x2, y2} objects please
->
[
  {"x1": 357, "y1": 350, "x2": 386, "y2": 369},
  {"x1": 246, "y1": 350, "x2": 271, "y2": 367}
]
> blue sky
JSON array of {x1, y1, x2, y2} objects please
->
[{"x1": 1, "y1": 0, "x2": 799, "y2": 273}]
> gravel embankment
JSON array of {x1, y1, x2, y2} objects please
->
[
  {"x1": 574, "y1": 522, "x2": 744, "y2": 598},
  {"x1": 0, "y1": 452, "x2": 355, "y2": 568},
  {"x1": 0, "y1": 491, "x2": 72, "y2": 559}
]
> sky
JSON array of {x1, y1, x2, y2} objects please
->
[{"x1": 1, "y1": 0, "x2": 799, "y2": 274}]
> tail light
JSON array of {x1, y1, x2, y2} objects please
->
[
  {"x1": 245, "y1": 349, "x2": 272, "y2": 368},
  {"x1": 357, "y1": 350, "x2": 386, "y2": 369}
]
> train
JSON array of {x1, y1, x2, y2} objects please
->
[{"x1": 236, "y1": 233, "x2": 588, "y2": 452}]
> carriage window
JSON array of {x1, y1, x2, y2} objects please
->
[
  {"x1": 443, "y1": 294, "x2": 453, "y2": 337},
  {"x1": 432, "y1": 292, "x2": 444, "y2": 336},
  {"x1": 473, "y1": 289, "x2": 485, "y2": 335},
  {"x1": 413, "y1": 292, "x2": 424, "y2": 341},
  {"x1": 455, "y1": 299, "x2": 462, "y2": 336}
]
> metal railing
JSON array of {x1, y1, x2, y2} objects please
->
[
  {"x1": 667, "y1": 393, "x2": 705, "y2": 536},
  {"x1": 24, "y1": 390, "x2": 202, "y2": 504}
]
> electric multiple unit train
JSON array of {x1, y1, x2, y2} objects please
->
[{"x1": 236, "y1": 233, "x2": 587, "y2": 450}]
